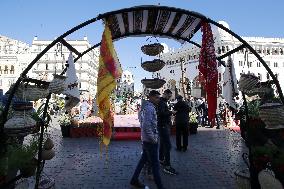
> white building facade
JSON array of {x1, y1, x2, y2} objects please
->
[
  {"x1": 0, "y1": 35, "x2": 31, "y2": 93},
  {"x1": 154, "y1": 21, "x2": 284, "y2": 98},
  {"x1": 116, "y1": 70, "x2": 135, "y2": 97},
  {"x1": 0, "y1": 35, "x2": 99, "y2": 99},
  {"x1": 30, "y1": 36, "x2": 99, "y2": 99}
]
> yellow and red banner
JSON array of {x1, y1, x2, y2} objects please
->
[{"x1": 96, "y1": 23, "x2": 122, "y2": 145}]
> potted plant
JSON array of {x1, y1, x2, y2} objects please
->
[
  {"x1": 7, "y1": 137, "x2": 39, "y2": 178},
  {"x1": 31, "y1": 103, "x2": 53, "y2": 133},
  {"x1": 59, "y1": 113, "x2": 71, "y2": 137},
  {"x1": 189, "y1": 112, "x2": 198, "y2": 134}
]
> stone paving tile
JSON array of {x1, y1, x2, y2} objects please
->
[{"x1": 40, "y1": 124, "x2": 248, "y2": 189}]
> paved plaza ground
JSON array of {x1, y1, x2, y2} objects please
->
[{"x1": 37, "y1": 119, "x2": 248, "y2": 189}]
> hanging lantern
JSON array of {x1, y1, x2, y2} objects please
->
[
  {"x1": 141, "y1": 78, "x2": 166, "y2": 89},
  {"x1": 141, "y1": 59, "x2": 165, "y2": 72}
]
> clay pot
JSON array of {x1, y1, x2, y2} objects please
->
[
  {"x1": 43, "y1": 138, "x2": 54, "y2": 150},
  {"x1": 41, "y1": 149, "x2": 55, "y2": 160}
]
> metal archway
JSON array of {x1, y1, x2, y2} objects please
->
[
  {"x1": 2, "y1": 5, "x2": 283, "y2": 124},
  {"x1": 1, "y1": 5, "x2": 283, "y2": 189}
]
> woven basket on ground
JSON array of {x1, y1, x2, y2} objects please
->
[
  {"x1": 4, "y1": 111, "x2": 36, "y2": 137},
  {"x1": 141, "y1": 43, "x2": 164, "y2": 56},
  {"x1": 259, "y1": 102, "x2": 284, "y2": 129},
  {"x1": 238, "y1": 74, "x2": 259, "y2": 92},
  {"x1": 48, "y1": 74, "x2": 66, "y2": 94},
  {"x1": 141, "y1": 59, "x2": 165, "y2": 72},
  {"x1": 14, "y1": 83, "x2": 49, "y2": 101},
  {"x1": 141, "y1": 78, "x2": 166, "y2": 89}
]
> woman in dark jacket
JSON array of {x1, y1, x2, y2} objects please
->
[{"x1": 173, "y1": 95, "x2": 190, "y2": 151}]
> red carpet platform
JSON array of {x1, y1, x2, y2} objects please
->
[
  {"x1": 113, "y1": 114, "x2": 141, "y2": 140},
  {"x1": 69, "y1": 114, "x2": 175, "y2": 140}
]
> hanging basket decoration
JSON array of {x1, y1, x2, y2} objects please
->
[
  {"x1": 141, "y1": 59, "x2": 166, "y2": 72},
  {"x1": 48, "y1": 74, "x2": 67, "y2": 94},
  {"x1": 12, "y1": 101, "x2": 33, "y2": 111},
  {"x1": 41, "y1": 149, "x2": 55, "y2": 160},
  {"x1": 141, "y1": 43, "x2": 164, "y2": 56},
  {"x1": 14, "y1": 83, "x2": 49, "y2": 101},
  {"x1": 259, "y1": 102, "x2": 284, "y2": 129},
  {"x1": 141, "y1": 78, "x2": 166, "y2": 89},
  {"x1": 4, "y1": 111, "x2": 36, "y2": 137},
  {"x1": 238, "y1": 74, "x2": 259, "y2": 93}
]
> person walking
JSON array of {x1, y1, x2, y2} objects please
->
[
  {"x1": 157, "y1": 89, "x2": 178, "y2": 175},
  {"x1": 173, "y1": 95, "x2": 190, "y2": 152},
  {"x1": 79, "y1": 99, "x2": 91, "y2": 120},
  {"x1": 130, "y1": 90, "x2": 165, "y2": 189}
]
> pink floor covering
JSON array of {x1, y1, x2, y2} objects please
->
[
  {"x1": 113, "y1": 114, "x2": 141, "y2": 140},
  {"x1": 114, "y1": 114, "x2": 140, "y2": 128}
]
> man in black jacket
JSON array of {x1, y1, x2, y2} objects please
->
[
  {"x1": 173, "y1": 95, "x2": 190, "y2": 152},
  {"x1": 157, "y1": 89, "x2": 178, "y2": 175}
]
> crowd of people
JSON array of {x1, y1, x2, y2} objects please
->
[{"x1": 130, "y1": 89, "x2": 242, "y2": 189}]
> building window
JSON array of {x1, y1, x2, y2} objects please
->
[
  {"x1": 222, "y1": 46, "x2": 225, "y2": 53},
  {"x1": 275, "y1": 73, "x2": 279, "y2": 79},
  {"x1": 4, "y1": 65, "x2": 8, "y2": 74},
  {"x1": 267, "y1": 73, "x2": 270, "y2": 80},
  {"x1": 218, "y1": 47, "x2": 221, "y2": 54},
  {"x1": 257, "y1": 62, "x2": 261, "y2": 67},
  {"x1": 248, "y1": 62, "x2": 252, "y2": 68},
  {"x1": 274, "y1": 62, "x2": 278, "y2": 67},
  {"x1": 239, "y1": 61, "x2": 243, "y2": 66},
  {"x1": 267, "y1": 49, "x2": 270, "y2": 55},
  {"x1": 226, "y1": 46, "x2": 229, "y2": 51},
  {"x1": 0, "y1": 66, "x2": 2, "y2": 74},
  {"x1": 280, "y1": 48, "x2": 283, "y2": 55},
  {"x1": 10, "y1": 65, "x2": 14, "y2": 74},
  {"x1": 45, "y1": 64, "x2": 48, "y2": 70},
  {"x1": 218, "y1": 73, "x2": 222, "y2": 82},
  {"x1": 258, "y1": 73, "x2": 262, "y2": 81}
]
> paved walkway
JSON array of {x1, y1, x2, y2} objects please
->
[{"x1": 38, "y1": 121, "x2": 247, "y2": 189}]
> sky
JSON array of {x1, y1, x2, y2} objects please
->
[{"x1": 1, "y1": 0, "x2": 284, "y2": 92}]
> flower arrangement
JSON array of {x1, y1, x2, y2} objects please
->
[
  {"x1": 189, "y1": 112, "x2": 198, "y2": 123},
  {"x1": 58, "y1": 113, "x2": 71, "y2": 126}
]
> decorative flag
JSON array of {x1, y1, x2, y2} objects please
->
[
  {"x1": 223, "y1": 56, "x2": 239, "y2": 109},
  {"x1": 63, "y1": 52, "x2": 80, "y2": 110},
  {"x1": 96, "y1": 23, "x2": 122, "y2": 146},
  {"x1": 199, "y1": 21, "x2": 218, "y2": 123}
]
